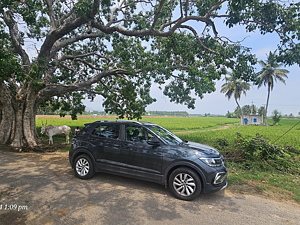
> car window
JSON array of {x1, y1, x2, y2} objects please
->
[
  {"x1": 81, "y1": 123, "x2": 93, "y2": 135},
  {"x1": 145, "y1": 124, "x2": 182, "y2": 145},
  {"x1": 91, "y1": 124, "x2": 120, "y2": 139},
  {"x1": 125, "y1": 125, "x2": 153, "y2": 143}
]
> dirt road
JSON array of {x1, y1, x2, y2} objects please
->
[{"x1": 0, "y1": 149, "x2": 299, "y2": 225}]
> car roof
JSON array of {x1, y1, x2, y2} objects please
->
[{"x1": 84, "y1": 120, "x2": 156, "y2": 127}]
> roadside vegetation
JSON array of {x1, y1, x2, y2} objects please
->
[{"x1": 36, "y1": 116, "x2": 300, "y2": 203}]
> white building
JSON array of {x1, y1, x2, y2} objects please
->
[{"x1": 241, "y1": 115, "x2": 264, "y2": 125}]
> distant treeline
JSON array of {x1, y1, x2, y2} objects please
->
[
  {"x1": 146, "y1": 111, "x2": 189, "y2": 117},
  {"x1": 68, "y1": 110, "x2": 191, "y2": 117},
  {"x1": 39, "y1": 110, "x2": 191, "y2": 117},
  {"x1": 38, "y1": 110, "x2": 230, "y2": 117}
]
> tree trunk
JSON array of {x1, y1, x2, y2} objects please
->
[
  {"x1": 235, "y1": 98, "x2": 244, "y2": 125},
  {"x1": 0, "y1": 84, "x2": 40, "y2": 151},
  {"x1": 265, "y1": 84, "x2": 271, "y2": 125}
]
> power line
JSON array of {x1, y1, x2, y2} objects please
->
[{"x1": 272, "y1": 120, "x2": 300, "y2": 144}]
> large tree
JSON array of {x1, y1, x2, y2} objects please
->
[
  {"x1": 257, "y1": 51, "x2": 289, "y2": 121},
  {"x1": 0, "y1": 0, "x2": 299, "y2": 150}
]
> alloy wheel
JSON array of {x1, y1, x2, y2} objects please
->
[
  {"x1": 76, "y1": 158, "x2": 90, "y2": 177},
  {"x1": 173, "y1": 173, "x2": 196, "y2": 197}
]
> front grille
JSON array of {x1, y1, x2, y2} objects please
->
[{"x1": 213, "y1": 172, "x2": 227, "y2": 185}]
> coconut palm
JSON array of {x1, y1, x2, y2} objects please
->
[
  {"x1": 257, "y1": 51, "x2": 289, "y2": 123},
  {"x1": 221, "y1": 76, "x2": 250, "y2": 124}
]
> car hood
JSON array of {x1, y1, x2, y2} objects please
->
[
  {"x1": 165, "y1": 141, "x2": 220, "y2": 159},
  {"x1": 184, "y1": 141, "x2": 220, "y2": 155}
]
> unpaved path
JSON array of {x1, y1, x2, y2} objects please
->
[{"x1": 0, "y1": 149, "x2": 300, "y2": 225}]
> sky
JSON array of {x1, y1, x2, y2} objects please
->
[{"x1": 83, "y1": 19, "x2": 300, "y2": 117}]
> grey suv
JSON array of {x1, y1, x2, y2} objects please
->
[{"x1": 69, "y1": 120, "x2": 227, "y2": 201}]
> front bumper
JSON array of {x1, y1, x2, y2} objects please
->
[
  {"x1": 203, "y1": 170, "x2": 228, "y2": 194},
  {"x1": 213, "y1": 171, "x2": 228, "y2": 185}
]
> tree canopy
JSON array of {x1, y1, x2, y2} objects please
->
[{"x1": 0, "y1": 0, "x2": 300, "y2": 149}]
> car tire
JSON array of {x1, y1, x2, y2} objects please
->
[
  {"x1": 168, "y1": 167, "x2": 202, "y2": 201},
  {"x1": 74, "y1": 154, "x2": 95, "y2": 179}
]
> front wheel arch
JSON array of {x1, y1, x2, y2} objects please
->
[
  {"x1": 168, "y1": 167, "x2": 202, "y2": 201},
  {"x1": 165, "y1": 163, "x2": 205, "y2": 189}
]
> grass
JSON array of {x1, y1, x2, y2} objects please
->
[
  {"x1": 175, "y1": 119, "x2": 300, "y2": 150},
  {"x1": 142, "y1": 116, "x2": 239, "y2": 132},
  {"x1": 36, "y1": 115, "x2": 300, "y2": 203},
  {"x1": 228, "y1": 165, "x2": 300, "y2": 202}
]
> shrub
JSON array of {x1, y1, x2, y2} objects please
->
[
  {"x1": 272, "y1": 109, "x2": 282, "y2": 125},
  {"x1": 234, "y1": 132, "x2": 281, "y2": 161},
  {"x1": 221, "y1": 133, "x2": 300, "y2": 174},
  {"x1": 214, "y1": 138, "x2": 229, "y2": 149}
]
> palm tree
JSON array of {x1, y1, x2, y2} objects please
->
[
  {"x1": 257, "y1": 51, "x2": 289, "y2": 123},
  {"x1": 221, "y1": 75, "x2": 250, "y2": 124}
]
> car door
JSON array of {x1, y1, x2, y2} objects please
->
[
  {"x1": 120, "y1": 125, "x2": 163, "y2": 182},
  {"x1": 88, "y1": 123, "x2": 122, "y2": 173}
]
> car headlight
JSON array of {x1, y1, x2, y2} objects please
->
[{"x1": 199, "y1": 157, "x2": 223, "y2": 167}]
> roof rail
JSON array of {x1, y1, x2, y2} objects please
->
[{"x1": 94, "y1": 119, "x2": 146, "y2": 124}]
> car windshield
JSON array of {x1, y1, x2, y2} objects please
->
[{"x1": 145, "y1": 124, "x2": 183, "y2": 145}]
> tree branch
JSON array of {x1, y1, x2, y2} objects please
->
[
  {"x1": 44, "y1": 0, "x2": 57, "y2": 30},
  {"x1": 38, "y1": 16, "x2": 86, "y2": 61},
  {"x1": 39, "y1": 0, "x2": 100, "y2": 62},
  {"x1": 242, "y1": 20, "x2": 285, "y2": 35},
  {"x1": 205, "y1": 0, "x2": 227, "y2": 18},
  {"x1": 2, "y1": 11, "x2": 30, "y2": 66},
  {"x1": 91, "y1": 15, "x2": 215, "y2": 37},
  {"x1": 180, "y1": 25, "x2": 218, "y2": 54},
  {"x1": 50, "y1": 31, "x2": 105, "y2": 58},
  {"x1": 37, "y1": 68, "x2": 131, "y2": 102},
  {"x1": 150, "y1": 0, "x2": 167, "y2": 30}
]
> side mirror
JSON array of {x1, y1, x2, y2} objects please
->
[{"x1": 147, "y1": 137, "x2": 161, "y2": 146}]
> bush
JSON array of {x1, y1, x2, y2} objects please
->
[
  {"x1": 218, "y1": 133, "x2": 300, "y2": 174},
  {"x1": 234, "y1": 132, "x2": 280, "y2": 161},
  {"x1": 272, "y1": 109, "x2": 282, "y2": 125},
  {"x1": 214, "y1": 138, "x2": 229, "y2": 149}
]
